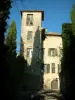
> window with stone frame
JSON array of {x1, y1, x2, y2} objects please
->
[
  {"x1": 44, "y1": 64, "x2": 50, "y2": 73},
  {"x1": 51, "y1": 63, "x2": 55, "y2": 73},
  {"x1": 27, "y1": 48, "x2": 33, "y2": 58},
  {"x1": 26, "y1": 14, "x2": 33, "y2": 25},
  {"x1": 27, "y1": 31, "x2": 33, "y2": 40},
  {"x1": 48, "y1": 48, "x2": 57, "y2": 57}
]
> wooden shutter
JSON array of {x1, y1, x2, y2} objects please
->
[
  {"x1": 55, "y1": 48, "x2": 57, "y2": 56},
  {"x1": 52, "y1": 63, "x2": 55, "y2": 73},
  {"x1": 47, "y1": 64, "x2": 50, "y2": 73}
]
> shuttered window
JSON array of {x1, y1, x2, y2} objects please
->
[
  {"x1": 44, "y1": 64, "x2": 50, "y2": 73},
  {"x1": 48, "y1": 48, "x2": 57, "y2": 57},
  {"x1": 51, "y1": 63, "x2": 55, "y2": 73}
]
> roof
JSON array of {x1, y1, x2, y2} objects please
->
[
  {"x1": 20, "y1": 10, "x2": 44, "y2": 20},
  {"x1": 45, "y1": 32, "x2": 61, "y2": 37}
]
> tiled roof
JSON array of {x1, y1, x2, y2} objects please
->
[{"x1": 46, "y1": 32, "x2": 61, "y2": 36}]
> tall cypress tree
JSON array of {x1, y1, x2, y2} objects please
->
[
  {"x1": 70, "y1": 4, "x2": 75, "y2": 34},
  {"x1": 6, "y1": 20, "x2": 17, "y2": 58},
  {"x1": 61, "y1": 23, "x2": 73, "y2": 100},
  {"x1": 60, "y1": 4, "x2": 75, "y2": 99}
]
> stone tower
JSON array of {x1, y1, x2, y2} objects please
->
[{"x1": 20, "y1": 10, "x2": 44, "y2": 75}]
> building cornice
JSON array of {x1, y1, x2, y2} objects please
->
[{"x1": 20, "y1": 10, "x2": 44, "y2": 21}]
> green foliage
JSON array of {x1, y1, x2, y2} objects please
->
[
  {"x1": 5, "y1": 20, "x2": 28, "y2": 96},
  {"x1": 0, "y1": 0, "x2": 11, "y2": 61},
  {"x1": 7, "y1": 55, "x2": 26, "y2": 83},
  {"x1": 70, "y1": 4, "x2": 75, "y2": 36},
  {"x1": 5, "y1": 20, "x2": 27, "y2": 97},
  {"x1": 70, "y1": 4, "x2": 75, "y2": 24},
  {"x1": 16, "y1": 55, "x2": 27, "y2": 81},
  {"x1": 0, "y1": 0, "x2": 12, "y2": 99},
  {"x1": 5, "y1": 54, "x2": 27, "y2": 100},
  {"x1": 0, "y1": 0, "x2": 12, "y2": 32},
  {"x1": 6, "y1": 20, "x2": 17, "y2": 57},
  {"x1": 62, "y1": 23, "x2": 72, "y2": 52},
  {"x1": 62, "y1": 23, "x2": 72, "y2": 69},
  {"x1": 23, "y1": 73, "x2": 41, "y2": 90},
  {"x1": 61, "y1": 23, "x2": 73, "y2": 94}
]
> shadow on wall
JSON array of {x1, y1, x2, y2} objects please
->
[
  {"x1": 20, "y1": 38, "x2": 24, "y2": 56},
  {"x1": 31, "y1": 26, "x2": 41, "y2": 74},
  {"x1": 31, "y1": 26, "x2": 43, "y2": 90},
  {"x1": 21, "y1": 27, "x2": 46, "y2": 91}
]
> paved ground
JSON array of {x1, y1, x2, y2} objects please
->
[
  {"x1": 37, "y1": 89, "x2": 59, "y2": 100},
  {"x1": 19, "y1": 89, "x2": 65, "y2": 100}
]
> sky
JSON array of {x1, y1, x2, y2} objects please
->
[{"x1": 8, "y1": 0, "x2": 75, "y2": 52}]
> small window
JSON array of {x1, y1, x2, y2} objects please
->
[
  {"x1": 51, "y1": 63, "x2": 55, "y2": 73},
  {"x1": 48, "y1": 48, "x2": 57, "y2": 57},
  {"x1": 44, "y1": 64, "x2": 50, "y2": 73},
  {"x1": 27, "y1": 48, "x2": 33, "y2": 58},
  {"x1": 26, "y1": 14, "x2": 33, "y2": 25},
  {"x1": 27, "y1": 31, "x2": 32, "y2": 40}
]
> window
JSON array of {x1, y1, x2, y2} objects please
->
[
  {"x1": 51, "y1": 63, "x2": 55, "y2": 73},
  {"x1": 27, "y1": 48, "x2": 33, "y2": 58},
  {"x1": 44, "y1": 64, "x2": 50, "y2": 73},
  {"x1": 58, "y1": 64, "x2": 61, "y2": 73},
  {"x1": 26, "y1": 14, "x2": 33, "y2": 25},
  {"x1": 48, "y1": 48, "x2": 57, "y2": 57},
  {"x1": 27, "y1": 31, "x2": 32, "y2": 40}
]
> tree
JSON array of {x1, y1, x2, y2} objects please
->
[
  {"x1": 0, "y1": 0, "x2": 11, "y2": 58},
  {"x1": 6, "y1": 20, "x2": 17, "y2": 58},
  {"x1": 70, "y1": 4, "x2": 75, "y2": 35},
  {"x1": 5, "y1": 20, "x2": 27, "y2": 99},
  {"x1": 60, "y1": 5, "x2": 75, "y2": 99},
  {"x1": 5, "y1": 20, "x2": 17, "y2": 99},
  {"x1": 70, "y1": 4, "x2": 75, "y2": 23},
  {"x1": 60, "y1": 23, "x2": 73, "y2": 99},
  {"x1": 0, "y1": 0, "x2": 11, "y2": 99}
]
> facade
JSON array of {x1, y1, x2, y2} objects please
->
[
  {"x1": 20, "y1": 10, "x2": 44, "y2": 75},
  {"x1": 43, "y1": 32, "x2": 62, "y2": 90},
  {"x1": 20, "y1": 10, "x2": 44, "y2": 90},
  {"x1": 20, "y1": 10, "x2": 62, "y2": 90}
]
